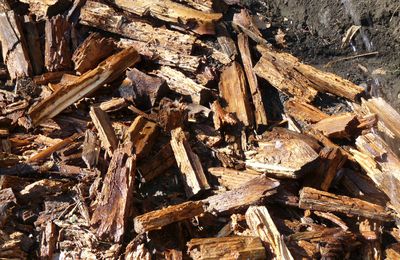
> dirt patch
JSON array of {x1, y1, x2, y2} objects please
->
[{"x1": 243, "y1": 0, "x2": 400, "y2": 110}]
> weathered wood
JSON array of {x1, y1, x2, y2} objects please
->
[
  {"x1": 208, "y1": 167, "x2": 261, "y2": 190},
  {"x1": 187, "y1": 236, "x2": 266, "y2": 260},
  {"x1": 19, "y1": 0, "x2": 72, "y2": 18},
  {"x1": 0, "y1": 11, "x2": 32, "y2": 79},
  {"x1": 133, "y1": 201, "x2": 204, "y2": 233},
  {"x1": 216, "y1": 23, "x2": 237, "y2": 60},
  {"x1": 299, "y1": 187, "x2": 393, "y2": 221},
  {"x1": 33, "y1": 71, "x2": 72, "y2": 85},
  {"x1": 386, "y1": 243, "x2": 400, "y2": 260},
  {"x1": 23, "y1": 16, "x2": 43, "y2": 75},
  {"x1": 0, "y1": 188, "x2": 16, "y2": 226},
  {"x1": 312, "y1": 113, "x2": 360, "y2": 139},
  {"x1": 170, "y1": 0, "x2": 213, "y2": 13},
  {"x1": 72, "y1": 32, "x2": 117, "y2": 74},
  {"x1": 138, "y1": 144, "x2": 176, "y2": 182},
  {"x1": 40, "y1": 222, "x2": 57, "y2": 260},
  {"x1": 29, "y1": 47, "x2": 140, "y2": 126},
  {"x1": 170, "y1": 127, "x2": 210, "y2": 197},
  {"x1": 254, "y1": 46, "x2": 365, "y2": 102},
  {"x1": 238, "y1": 33, "x2": 268, "y2": 126},
  {"x1": 246, "y1": 206, "x2": 294, "y2": 260},
  {"x1": 82, "y1": 129, "x2": 100, "y2": 169},
  {"x1": 19, "y1": 179, "x2": 69, "y2": 201},
  {"x1": 219, "y1": 62, "x2": 254, "y2": 126},
  {"x1": 99, "y1": 98, "x2": 128, "y2": 112},
  {"x1": 284, "y1": 99, "x2": 329, "y2": 123},
  {"x1": 232, "y1": 9, "x2": 268, "y2": 46},
  {"x1": 45, "y1": 15, "x2": 72, "y2": 72},
  {"x1": 205, "y1": 175, "x2": 279, "y2": 215},
  {"x1": 210, "y1": 100, "x2": 238, "y2": 130},
  {"x1": 91, "y1": 143, "x2": 136, "y2": 242},
  {"x1": 125, "y1": 116, "x2": 158, "y2": 159},
  {"x1": 90, "y1": 106, "x2": 118, "y2": 157}
]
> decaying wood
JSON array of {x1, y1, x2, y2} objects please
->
[
  {"x1": 312, "y1": 113, "x2": 360, "y2": 139},
  {"x1": 89, "y1": 106, "x2": 118, "y2": 157},
  {"x1": 246, "y1": 206, "x2": 294, "y2": 260},
  {"x1": 254, "y1": 46, "x2": 365, "y2": 102},
  {"x1": 29, "y1": 47, "x2": 140, "y2": 126},
  {"x1": 299, "y1": 187, "x2": 393, "y2": 221},
  {"x1": 0, "y1": 11, "x2": 32, "y2": 79},
  {"x1": 284, "y1": 99, "x2": 329, "y2": 123},
  {"x1": 19, "y1": 0, "x2": 72, "y2": 18},
  {"x1": 208, "y1": 167, "x2": 261, "y2": 190},
  {"x1": 0, "y1": 231, "x2": 28, "y2": 259},
  {"x1": 40, "y1": 221, "x2": 57, "y2": 259},
  {"x1": 99, "y1": 98, "x2": 128, "y2": 112},
  {"x1": 217, "y1": 23, "x2": 237, "y2": 60},
  {"x1": 72, "y1": 32, "x2": 116, "y2": 74},
  {"x1": 19, "y1": 179, "x2": 69, "y2": 202},
  {"x1": 91, "y1": 143, "x2": 136, "y2": 242},
  {"x1": 82, "y1": 129, "x2": 100, "y2": 169},
  {"x1": 238, "y1": 33, "x2": 268, "y2": 126},
  {"x1": 125, "y1": 116, "x2": 158, "y2": 159},
  {"x1": 23, "y1": 16, "x2": 43, "y2": 75},
  {"x1": 170, "y1": 127, "x2": 210, "y2": 197},
  {"x1": 138, "y1": 144, "x2": 176, "y2": 182},
  {"x1": 211, "y1": 100, "x2": 238, "y2": 130},
  {"x1": 133, "y1": 201, "x2": 204, "y2": 233},
  {"x1": 175, "y1": 0, "x2": 213, "y2": 13},
  {"x1": 232, "y1": 9, "x2": 268, "y2": 46},
  {"x1": 187, "y1": 236, "x2": 266, "y2": 260},
  {"x1": 219, "y1": 62, "x2": 254, "y2": 126},
  {"x1": 33, "y1": 71, "x2": 71, "y2": 85},
  {"x1": 205, "y1": 175, "x2": 279, "y2": 215},
  {"x1": 386, "y1": 243, "x2": 400, "y2": 260}
]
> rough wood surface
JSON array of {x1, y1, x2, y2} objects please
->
[
  {"x1": 312, "y1": 113, "x2": 359, "y2": 139},
  {"x1": 284, "y1": 99, "x2": 329, "y2": 123},
  {"x1": 90, "y1": 106, "x2": 118, "y2": 157},
  {"x1": 219, "y1": 62, "x2": 254, "y2": 126},
  {"x1": 125, "y1": 116, "x2": 158, "y2": 159},
  {"x1": 232, "y1": 9, "x2": 268, "y2": 46},
  {"x1": 40, "y1": 222, "x2": 57, "y2": 259},
  {"x1": 23, "y1": 16, "x2": 43, "y2": 75},
  {"x1": 170, "y1": 127, "x2": 210, "y2": 197},
  {"x1": 29, "y1": 47, "x2": 140, "y2": 126},
  {"x1": 299, "y1": 187, "x2": 393, "y2": 221},
  {"x1": 20, "y1": 0, "x2": 72, "y2": 17},
  {"x1": 208, "y1": 167, "x2": 261, "y2": 190},
  {"x1": 133, "y1": 201, "x2": 204, "y2": 233}
]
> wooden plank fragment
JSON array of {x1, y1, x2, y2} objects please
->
[
  {"x1": 90, "y1": 106, "x2": 118, "y2": 157},
  {"x1": 204, "y1": 175, "x2": 279, "y2": 215},
  {"x1": 232, "y1": 9, "x2": 268, "y2": 46},
  {"x1": 187, "y1": 236, "x2": 266, "y2": 260},
  {"x1": 40, "y1": 222, "x2": 57, "y2": 260},
  {"x1": 208, "y1": 167, "x2": 261, "y2": 190},
  {"x1": 299, "y1": 187, "x2": 393, "y2": 221},
  {"x1": 28, "y1": 47, "x2": 140, "y2": 126},
  {"x1": 219, "y1": 62, "x2": 254, "y2": 126},
  {"x1": 23, "y1": 16, "x2": 43, "y2": 75},
  {"x1": 81, "y1": 129, "x2": 100, "y2": 169},
  {"x1": 170, "y1": 127, "x2": 210, "y2": 197},
  {"x1": 170, "y1": 0, "x2": 213, "y2": 13},
  {"x1": 312, "y1": 113, "x2": 360, "y2": 139},
  {"x1": 91, "y1": 143, "x2": 136, "y2": 242},
  {"x1": 138, "y1": 144, "x2": 176, "y2": 182},
  {"x1": 125, "y1": 116, "x2": 158, "y2": 159},
  {"x1": 238, "y1": 33, "x2": 268, "y2": 126},
  {"x1": 284, "y1": 99, "x2": 329, "y2": 123},
  {"x1": 133, "y1": 201, "x2": 204, "y2": 233},
  {"x1": 0, "y1": 11, "x2": 32, "y2": 79},
  {"x1": 246, "y1": 206, "x2": 294, "y2": 260}
]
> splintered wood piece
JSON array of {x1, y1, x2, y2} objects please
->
[
  {"x1": 359, "y1": 219, "x2": 382, "y2": 259},
  {"x1": 28, "y1": 133, "x2": 81, "y2": 162},
  {"x1": 115, "y1": 0, "x2": 222, "y2": 34},
  {"x1": 82, "y1": 129, "x2": 100, "y2": 169},
  {"x1": 0, "y1": 188, "x2": 16, "y2": 226},
  {"x1": 125, "y1": 116, "x2": 158, "y2": 159},
  {"x1": 217, "y1": 23, "x2": 237, "y2": 60},
  {"x1": 205, "y1": 175, "x2": 279, "y2": 215},
  {"x1": 72, "y1": 32, "x2": 117, "y2": 74},
  {"x1": 19, "y1": 179, "x2": 69, "y2": 201},
  {"x1": 23, "y1": 16, "x2": 44, "y2": 75},
  {"x1": 245, "y1": 138, "x2": 319, "y2": 179},
  {"x1": 138, "y1": 143, "x2": 176, "y2": 182},
  {"x1": 211, "y1": 100, "x2": 238, "y2": 130},
  {"x1": 386, "y1": 243, "x2": 400, "y2": 260},
  {"x1": 0, "y1": 0, "x2": 11, "y2": 11},
  {"x1": 90, "y1": 106, "x2": 118, "y2": 156},
  {"x1": 45, "y1": 15, "x2": 72, "y2": 72},
  {"x1": 133, "y1": 201, "x2": 204, "y2": 233},
  {"x1": 219, "y1": 62, "x2": 254, "y2": 126},
  {"x1": 246, "y1": 206, "x2": 294, "y2": 260},
  {"x1": 155, "y1": 66, "x2": 210, "y2": 105},
  {"x1": 99, "y1": 98, "x2": 128, "y2": 112},
  {"x1": 29, "y1": 47, "x2": 140, "y2": 126},
  {"x1": 170, "y1": 127, "x2": 210, "y2": 197},
  {"x1": 119, "y1": 68, "x2": 167, "y2": 109},
  {"x1": 232, "y1": 9, "x2": 268, "y2": 46},
  {"x1": 187, "y1": 236, "x2": 266, "y2": 260},
  {"x1": 40, "y1": 222, "x2": 57, "y2": 259},
  {"x1": 312, "y1": 113, "x2": 359, "y2": 139},
  {"x1": 299, "y1": 187, "x2": 393, "y2": 221},
  {"x1": 80, "y1": 1, "x2": 196, "y2": 55},
  {"x1": 254, "y1": 46, "x2": 365, "y2": 102},
  {"x1": 33, "y1": 71, "x2": 72, "y2": 85},
  {"x1": 0, "y1": 11, "x2": 32, "y2": 79},
  {"x1": 91, "y1": 143, "x2": 136, "y2": 242},
  {"x1": 352, "y1": 133, "x2": 400, "y2": 215},
  {"x1": 19, "y1": 0, "x2": 72, "y2": 17},
  {"x1": 208, "y1": 167, "x2": 261, "y2": 190},
  {"x1": 238, "y1": 33, "x2": 268, "y2": 126},
  {"x1": 284, "y1": 99, "x2": 329, "y2": 123}
]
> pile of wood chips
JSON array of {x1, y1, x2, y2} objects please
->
[{"x1": 1, "y1": 0, "x2": 400, "y2": 259}]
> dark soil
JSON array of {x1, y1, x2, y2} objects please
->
[{"x1": 243, "y1": 0, "x2": 400, "y2": 110}]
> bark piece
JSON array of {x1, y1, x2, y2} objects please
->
[
  {"x1": 204, "y1": 175, "x2": 279, "y2": 215},
  {"x1": 40, "y1": 222, "x2": 57, "y2": 260},
  {"x1": 0, "y1": 188, "x2": 16, "y2": 226},
  {"x1": 89, "y1": 106, "x2": 118, "y2": 157},
  {"x1": 245, "y1": 138, "x2": 319, "y2": 179},
  {"x1": 312, "y1": 113, "x2": 359, "y2": 139},
  {"x1": 91, "y1": 143, "x2": 136, "y2": 242},
  {"x1": 208, "y1": 167, "x2": 261, "y2": 190},
  {"x1": 217, "y1": 23, "x2": 237, "y2": 60},
  {"x1": 115, "y1": 0, "x2": 222, "y2": 34},
  {"x1": 23, "y1": 16, "x2": 43, "y2": 75},
  {"x1": 187, "y1": 236, "x2": 266, "y2": 260},
  {"x1": 210, "y1": 100, "x2": 238, "y2": 130},
  {"x1": 45, "y1": 15, "x2": 72, "y2": 72},
  {"x1": 284, "y1": 99, "x2": 329, "y2": 123},
  {"x1": 232, "y1": 9, "x2": 268, "y2": 46},
  {"x1": 33, "y1": 71, "x2": 72, "y2": 85},
  {"x1": 29, "y1": 47, "x2": 140, "y2": 126},
  {"x1": 19, "y1": 179, "x2": 69, "y2": 202},
  {"x1": 99, "y1": 98, "x2": 128, "y2": 112},
  {"x1": 219, "y1": 62, "x2": 254, "y2": 126},
  {"x1": 133, "y1": 201, "x2": 204, "y2": 233},
  {"x1": 238, "y1": 33, "x2": 268, "y2": 126},
  {"x1": 155, "y1": 66, "x2": 210, "y2": 105},
  {"x1": 299, "y1": 187, "x2": 393, "y2": 221},
  {"x1": 246, "y1": 206, "x2": 294, "y2": 260},
  {"x1": 170, "y1": 127, "x2": 210, "y2": 197},
  {"x1": 19, "y1": 0, "x2": 72, "y2": 18},
  {"x1": 0, "y1": 11, "x2": 32, "y2": 79},
  {"x1": 72, "y1": 32, "x2": 117, "y2": 74},
  {"x1": 125, "y1": 116, "x2": 158, "y2": 159},
  {"x1": 254, "y1": 46, "x2": 365, "y2": 102},
  {"x1": 82, "y1": 129, "x2": 100, "y2": 169}
]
